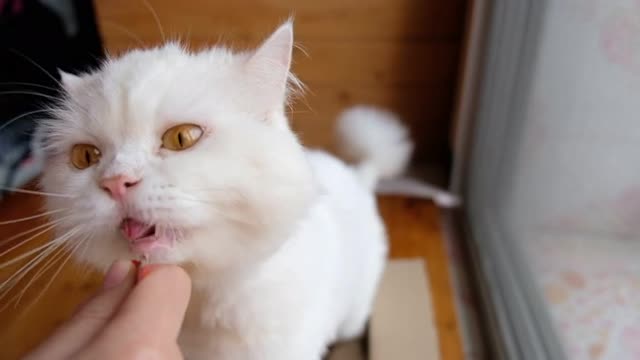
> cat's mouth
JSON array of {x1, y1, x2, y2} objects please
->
[{"x1": 120, "y1": 218, "x2": 174, "y2": 256}]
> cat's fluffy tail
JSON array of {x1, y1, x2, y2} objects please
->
[{"x1": 336, "y1": 106, "x2": 414, "y2": 190}]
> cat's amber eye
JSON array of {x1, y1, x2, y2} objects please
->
[
  {"x1": 162, "y1": 124, "x2": 204, "y2": 151},
  {"x1": 70, "y1": 144, "x2": 101, "y2": 169}
]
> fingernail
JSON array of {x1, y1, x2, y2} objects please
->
[
  {"x1": 137, "y1": 264, "x2": 161, "y2": 282},
  {"x1": 103, "y1": 260, "x2": 132, "y2": 290}
]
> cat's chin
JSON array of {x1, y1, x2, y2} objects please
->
[
  {"x1": 131, "y1": 245, "x2": 187, "y2": 265},
  {"x1": 130, "y1": 236, "x2": 173, "y2": 259}
]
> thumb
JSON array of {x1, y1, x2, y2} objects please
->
[
  {"x1": 79, "y1": 265, "x2": 191, "y2": 358},
  {"x1": 24, "y1": 260, "x2": 136, "y2": 360}
]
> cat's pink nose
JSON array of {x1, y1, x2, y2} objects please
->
[{"x1": 100, "y1": 174, "x2": 141, "y2": 200}]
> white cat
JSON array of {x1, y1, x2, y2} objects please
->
[{"x1": 36, "y1": 22, "x2": 413, "y2": 360}]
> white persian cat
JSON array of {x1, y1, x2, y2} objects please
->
[{"x1": 35, "y1": 22, "x2": 413, "y2": 359}]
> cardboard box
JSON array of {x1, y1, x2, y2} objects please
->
[{"x1": 327, "y1": 259, "x2": 440, "y2": 360}]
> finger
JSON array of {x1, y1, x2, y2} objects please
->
[
  {"x1": 109, "y1": 265, "x2": 192, "y2": 340},
  {"x1": 87, "y1": 265, "x2": 191, "y2": 353},
  {"x1": 23, "y1": 260, "x2": 136, "y2": 360}
]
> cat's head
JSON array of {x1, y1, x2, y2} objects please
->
[{"x1": 36, "y1": 23, "x2": 316, "y2": 272}]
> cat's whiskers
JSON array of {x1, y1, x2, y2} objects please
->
[
  {"x1": 0, "y1": 187, "x2": 73, "y2": 198},
  {"x1": 0, "y1": 246, "x2": 57, "y2": 306},
  {"x1": 173, "y1": 229, "x2": 181, "y2": 245},
  {"x1": 25, "y1": 236, "x2": 85, "y2": 311},
  {"x1": 11, "y1": 239, "x2": 71, "y2": 307},
  {"x1": 183, "y1": 187, "x2": 249, "y2": 202},
  {"x1": 0, "y1": 219, "x2": 71, "y2": 268},
  {"x1": 0, "y1": 227, "x2": 79, "y2": 305},
  {"x1": 177, "y1": 196, "x2": 259, "y2": 227},
  {"x1": 286, "y1": 109, "x2": 314, "y2": 115},
  {"x1": 13, "y1": 231, "x2": 87, "y2": 310},
  {"x1": 1, "y1": 216, "x2": 68, "y2": 246},
  {"x1": 165, "y1": 188, "x2": 260, "y2": 226},
  {"x1": 0, "y1": 208, "x2": 67, "y2": 225},
  {"x1": 4, "y1": 49, "x2": 98, "y2": 127},
  {"x1": 8, "y1": 49, "x2": 64, "y2": 89},
  {"x1": 101, "y1": 20, "x2": 145, "y2": 47},
  {"x1": 77, "y1": 229, "x2": 94, "y2": 262},
  {"x1": 0, "y1": 82, "x2": 60, "y2": 92},
  {"x1": 0, "y1": 90, "x2": 59, "y2": 102},
  {"x1": 141, "y1": 0, "x2": 165, "y2": 42},
  {"x1": 0, "y1": 218, "x2": 73, "y2": 307},
  {"x1": 0, "y1": 108, "x2": 50, "y2": 132},
  {"x1": 74, "y1": 231, "x2": 95, "y2": 282},
  {"x1": 293, "y1": 42, "x2": 310, "y2": 59}
]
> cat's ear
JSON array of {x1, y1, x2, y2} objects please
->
[
  {"x1": 58, "y1": 70, "x2": 83, "y2": 93},
  {"x1": 245, "y1": 21, "x2": 294, "y2": 112}
]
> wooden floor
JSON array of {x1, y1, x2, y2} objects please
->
[{"x1": 0, "y1": 191, "x2": 462, "y2": 359}]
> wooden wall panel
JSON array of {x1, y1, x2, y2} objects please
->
[
  {"x1": 96, "y1": 0, "x2": 465, "y2": 43},
  {"x1": 290, "y1": 85, "x2": 454, "y2": 153},
  {"x1": 293, "y1": 42, "x2": 459, "y2": 86},
  {"x1": 94, "y1": 0, "x2": 467, "y2": 165}
]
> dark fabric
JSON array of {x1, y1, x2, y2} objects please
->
[{"x1": 0, "y1": 0, "x2": 103, "y2": 195}]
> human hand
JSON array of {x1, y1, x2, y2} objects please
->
[{"x1": 24, "y1": 260, "x2": 192, "y2": 360}]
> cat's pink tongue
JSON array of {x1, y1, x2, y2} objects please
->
[
  {"x1": 120, "y1": 218, "x2": 172, "y2": 256},
  {"x1": 121, "y1": 218, "x2": 154, "y2": 240}
]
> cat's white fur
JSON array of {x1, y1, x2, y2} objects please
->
[{"x1": 37, "y1": 22, "x2": 413, "y2": 359}]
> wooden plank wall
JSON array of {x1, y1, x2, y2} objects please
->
[{"x1": 93, "y1": 0, "x2": 468, "y2": 167}]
